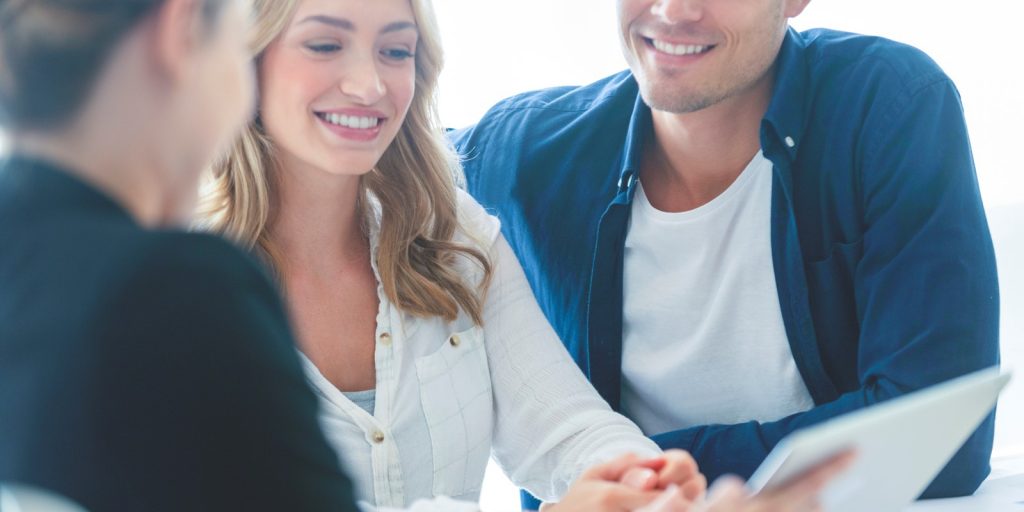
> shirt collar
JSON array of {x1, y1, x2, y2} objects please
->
[
  {"x1": 618, "y1": 26, "x2": 811, "y2": 190},
  {"x1": 617, "y1": 92, "x2": 652, "y2": 194},
  {"x1": 761, "y1": 27, "x2": 811, "y2": 164}
]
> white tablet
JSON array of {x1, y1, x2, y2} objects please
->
[{"x1": 746, "y1": 367, "x2": 1011, "y2": 512}]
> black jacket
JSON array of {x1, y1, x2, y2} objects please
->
[{"x1": 0, "y1": 155, "x2": 358, "y2": 511}]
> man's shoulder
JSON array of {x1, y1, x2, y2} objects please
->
[{"x1": 799, "y1": 28, "x2": 951, "y2": 91}]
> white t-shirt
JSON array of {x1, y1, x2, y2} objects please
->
[{"x1": 620, "y1": 151, "x2": 814, "y2": 436}]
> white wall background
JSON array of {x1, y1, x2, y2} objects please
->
[{"x1": 432, "y1": 1, "x2": 1024, "y2": 510}]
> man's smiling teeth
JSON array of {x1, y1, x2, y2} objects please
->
[
  {"x1": 320, "y1": 113, "x2": 380, "y2": 129},
  {"x1": 652, "y1": 40, "x2": 712, "y2": 56}
]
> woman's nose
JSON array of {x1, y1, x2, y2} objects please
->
[{"x1": 338, "y1": 53, "x2": 386, "y2": 105}]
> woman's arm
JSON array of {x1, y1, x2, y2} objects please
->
[{"x1": 481, "y1": 232, "x2": 662, "y2": 500}]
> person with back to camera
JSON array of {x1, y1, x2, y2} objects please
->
[{"x1": 0, "y1": 0, "x2": 362, "y2": 510}]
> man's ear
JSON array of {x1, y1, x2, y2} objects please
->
[
  {"x1": 147, "y1": 0, "x2": 206, "y2": 83},
  {"x1": 784, "y1": 0, "x2": 812, "y2": 19}
]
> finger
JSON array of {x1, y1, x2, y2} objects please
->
[
  {"x1": 621, "y1": 467, "x2": 660, "y2": 490},
  {"x1": 636, "y1": 457, "x2": 668, "y2": 472},
  {"x1": 765, "y1": 450, "x2": 855, "y2": 511},
  {"x1": 679, "y1": 473, "x2": 707, "y2": 501},
  {"x1": 600, "y1": 484, "x2": 677, "y2": 511},
  {"x1": 698, "y1": 477, "x2": 748, "y2": 512},
  {"x1": 778, "y1": 450, "x2": 856, "y2": 499},
  {"x1": 706, "y1": 475, "x2": 746, "y2": 497},
  {"x1": 581, "y1": 453, "x2": 646, "y2": 482},
  {"x1": 635, "y1": 485, "x2": 692, "y2": 512},
  {"x1": 656, "y1": 450, "x2": 700, "y2": 488}
]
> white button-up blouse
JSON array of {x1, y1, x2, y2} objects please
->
[{"x1": 300, "y1": 190, "x2": 660, "y2": 511}]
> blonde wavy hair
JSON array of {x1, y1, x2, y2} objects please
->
[{"x1": 199, "y1": 0, "x2": 492, "y2": 325}]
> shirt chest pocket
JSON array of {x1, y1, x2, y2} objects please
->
[{"x1": 414, "y1": 326, "x2": 494, "y2": 499}]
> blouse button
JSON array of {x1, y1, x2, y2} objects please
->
[
  {"x1": 449, "y1": 334, "x2": 461, "y2": 347},
  {"x1": 378, "y1": 332, "x2": 392, "y2": 346},
  {"x1": 372, "y1": 430, "x2": 385, "y2": 444}
]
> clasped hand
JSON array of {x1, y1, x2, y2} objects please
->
[{"x1": 542, "y1": 450, "x2": 854, "y2": 512}]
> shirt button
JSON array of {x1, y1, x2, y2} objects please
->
[
  {"x1": 449, "y1": 334, "x2": 461, "y2": 347},
  {"x1": 372, "y1": 430, "x2": 385, "y2": 444},
  {"x1": 378, "y1": 332, "x2": 392, "y2": 346},
  {"x1": 785, "y1": 136, "x2": 796, "y2": 148}
]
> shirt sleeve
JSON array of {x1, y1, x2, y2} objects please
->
[
  {"x1": 481, "y1": 233, "x2": 661, "y2": 502},
  {"x1": 89, "y1": 235, "x2": 361, "y2": 512}
]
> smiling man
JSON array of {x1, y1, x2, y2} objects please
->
[{"x1": 451, "y1": 0, "x2": 999, "y2": 507}]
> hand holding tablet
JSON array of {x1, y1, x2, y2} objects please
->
[{"x1": 746, "y1": 367, "x2": 1010, "y2": 512}]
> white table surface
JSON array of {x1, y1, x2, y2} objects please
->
[{"x1": 904, "y1": 455, "x2": 1024, "y2": 511}]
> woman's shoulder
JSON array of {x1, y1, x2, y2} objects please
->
[{"x1": 454, "y1": 188, "x2": 502, "y2": 248}]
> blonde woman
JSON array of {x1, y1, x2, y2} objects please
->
[{"x1": 201, "y1": 1, "x2": 850, "y2": 511}]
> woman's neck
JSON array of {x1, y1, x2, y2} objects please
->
[{"x1": 268, "y1": 159, "x2": 369, "y2": 273}]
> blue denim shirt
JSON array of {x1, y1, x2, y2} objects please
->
[{"x1": 451, "y1": 27, "x2": 999, "y2": 499}]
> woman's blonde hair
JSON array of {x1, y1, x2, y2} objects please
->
[{"x1": 199, "y1": 0, "x2": 492, "y2": 325}]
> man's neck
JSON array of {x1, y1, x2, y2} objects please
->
[{"x1": 641, "y1": 72, "x2": 774, "y2": 213}]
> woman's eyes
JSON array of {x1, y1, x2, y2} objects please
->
[
  {"x1": 382, "y1": 48, "x2": 416, "y2": 61},
  {"x1": 303, "y1": 41, "x2": 415, "y2": 62},
  {"x1": 305, "y1": 42, "x2": 342, "y2": 54}
]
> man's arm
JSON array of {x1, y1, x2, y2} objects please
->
[{"x1": 652, "y1": 75, "x2": 999, "y2": 499}]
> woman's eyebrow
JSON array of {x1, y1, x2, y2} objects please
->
[
  {"x1": 299, "y1": 15, "x2": 355, "y2": 31},
  {"x1": 298, "y1": 15, "x2": 417, "y2": 35}
]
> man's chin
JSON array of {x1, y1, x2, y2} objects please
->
[{"x1": 640, "y1": 86, "x2": 719, "y2": 115}]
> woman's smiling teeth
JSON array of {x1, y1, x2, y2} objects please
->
[
  {"x1": 318, "y1": 112, "x2": 381, "y2": 129},
  {"x1": 651, "y1": 39, "x2": 713, "y2": 56}
]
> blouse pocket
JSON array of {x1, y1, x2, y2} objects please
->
[{"x1": 415, "y1": 326, "x2": 494, "y2": 499}]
